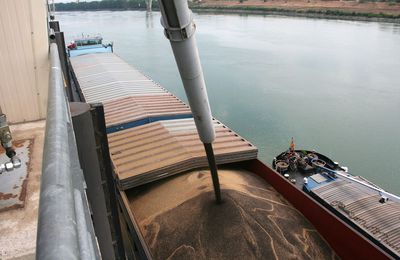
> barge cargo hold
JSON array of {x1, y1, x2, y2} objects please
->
[
  {"x1": 70, "y1": 52, "x2": 392, "y2": 259},
  {"x1": 126, "y1": 167, "x2": 338, "y2": 259}
]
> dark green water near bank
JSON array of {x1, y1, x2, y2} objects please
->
[{"x1": 58, "y1": 11, "x2": 400, "y2": 194}]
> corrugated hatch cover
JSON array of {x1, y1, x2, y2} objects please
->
[
  {"x1": 71, "y1": 53, "x2": 258, "y2": 191},
  {"x1": 70, "y1": 53, "x2": 168, "y2": 103},
  {"x1": 103, "y1": 94, "x2": 192, "y2": 133},
  {"x1": 311, "y1": 179, "x2": 400, "y2": 255},
  {"x1": 71, "y1": 53, "x2": 193, "y2": 132},
  {"x1": 109, "y1": 119, "x2": 258, "y2": 190}
]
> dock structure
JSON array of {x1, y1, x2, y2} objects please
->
[
  {"x1": 311, "y1": 178, "x2": 400, "y2": 256},
  {"x1": 70, "y1": 53, "x2": 258, "y2": 190}
]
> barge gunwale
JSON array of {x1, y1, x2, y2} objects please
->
[
  {"x1": 272, "y1": 149, "x2": 399, "y2": 258},
  {"x1": 244, "y1": 159, "x2": 392, "y2": 260},
  {"x1": 119, "y1": 191, "x2": 152, "y2": 259}
]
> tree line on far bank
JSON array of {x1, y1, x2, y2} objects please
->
[
  {"x1": 55, "y1": 0, "x2": 158, "y2": 11},
  {"x1": 55, "y1": 0, "x2": 399, "y2": 12}
]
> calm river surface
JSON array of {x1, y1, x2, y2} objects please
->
[{"x1": 57, "y1": 11, "x2": 400, "y2": 194}]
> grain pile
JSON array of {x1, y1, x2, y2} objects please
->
[{"x1": 127, "y1": 168, "x2": 338, "y2": 259}]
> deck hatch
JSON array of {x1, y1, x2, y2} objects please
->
[
  {"x1": 311, "y1": 179, "x2": 400, "y2": 255},
  {"x1": 108, "y1": 118, "x2": 258, "y2": 190}
]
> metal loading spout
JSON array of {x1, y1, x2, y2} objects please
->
[{"x1": 158, "y1": 0, "x2": 222, "y2": 203}]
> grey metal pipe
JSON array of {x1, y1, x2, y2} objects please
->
[
  {"x1": 158, "y1": 0, "x2": 215, "y2": 144},
  {"x1": 37, "y1": 43, "x2": 79, "y2": 259},
  {"x1": 49, "y1": 28, "x2": 55, "y2": 40},
  {"x1": 204, "y1": 143, "x2": 222, "y2": 203},
  {"x1": 36, "y1": 43, "x2": 99, "y2": 259},
  {"x1": 158, "y1": 0, "x2": 222, "y2": 203}
]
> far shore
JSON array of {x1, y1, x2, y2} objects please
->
[
  {"x1": 55, "y1": 0, "x2": 400, "y2": 23},
  {"x1": 191, "y1": 0, "x2": 400, "y2": 23},
  {"x1": 191, "y1": 6, "x2": 400, "y2": 23}
]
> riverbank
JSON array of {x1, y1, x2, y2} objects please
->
[
  {"x1": 191, "y1": 0, "x2": 400, "y2": 23},
  {"x1": 191, "y1": 6, "x2": 400, "y2": 23},
  {"x1": 54, "y1": 1, "x2": 400, "y2": 23}
]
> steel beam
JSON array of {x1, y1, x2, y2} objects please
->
[{"x1": 70, "y1": 102, "x2": 116, "y2": 260}]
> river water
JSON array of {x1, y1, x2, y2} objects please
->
[{"x1": 57, "y1": 11, "x2": 400, "y2": 194}]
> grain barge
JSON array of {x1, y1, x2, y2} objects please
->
[
  {"x1": 62, "y1": 1, "x2": 400, "y2": 258},
  {"x1": 66, "y1": 31, "x2": 396, "y2": 260},
  {"x1": 70, "y1": 52, "x2": 343, "y2": 259}
]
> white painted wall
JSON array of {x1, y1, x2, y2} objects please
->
[{"x1": 0, "y1": 0, "x2": 49, "y2": 123}]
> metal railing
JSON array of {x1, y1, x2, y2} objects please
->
[{"x1": 36, "y1": 42, "x2": 100, "y2": 260}]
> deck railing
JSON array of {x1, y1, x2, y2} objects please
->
[{"x1": 36, "y1": 42, "x2": 100, "y2": 260}]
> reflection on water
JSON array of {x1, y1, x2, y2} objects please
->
[
  {"x1": 57, "y1": 11, "x2": 400, "y2": 194},
  {"x1": 145, "y1": 11, "x2": 153, "y2": 29},
  {"x1": 378, "y1": 23, "x2": 400, "y2": 34}
]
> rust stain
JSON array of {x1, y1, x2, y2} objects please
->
[
  {"x1": 0, "y1": 192, "x2": 18, "y2": 200},
  {"x1": 26, "y1": 138, "x2": 34, "y2": 172},
  {"x1": 18, "y1": 178, "x2": 28, "y2": 205},
  {"x1": 14, "y1": 140, "x2": 26, "y2": 148},
  {"x1": 0, "y1": 139, "x2": 32, "y2": 154},
  {"x1": 18, "y1": 138, "x2": 34, "y2": 206},
  {"x1": 0, "y1": 138, "x2": 34, "y2": 212},
  {"x1": 0, "y1": 203, "x2": 24, "y2": 213},
  {"x1": 0, "y1": 140, "x2": 26, "y2": 154}
]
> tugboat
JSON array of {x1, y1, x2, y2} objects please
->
[
  {"x1": 273, "y1": 139, "x2": 400, "y2": 258},
  {"x1": 272, "y1": 138, "x2": 347, "y2": 189},
  {"x1": 67, "y1": 34, "x2": 113, "y2": 57}
]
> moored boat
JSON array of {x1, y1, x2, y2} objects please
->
[
  {"x1": 273, "y1": 139, "x2": 400, "y2": 258},
  {"x1": 67, "y1": 34, "x2": 113, "y2": 57}
]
